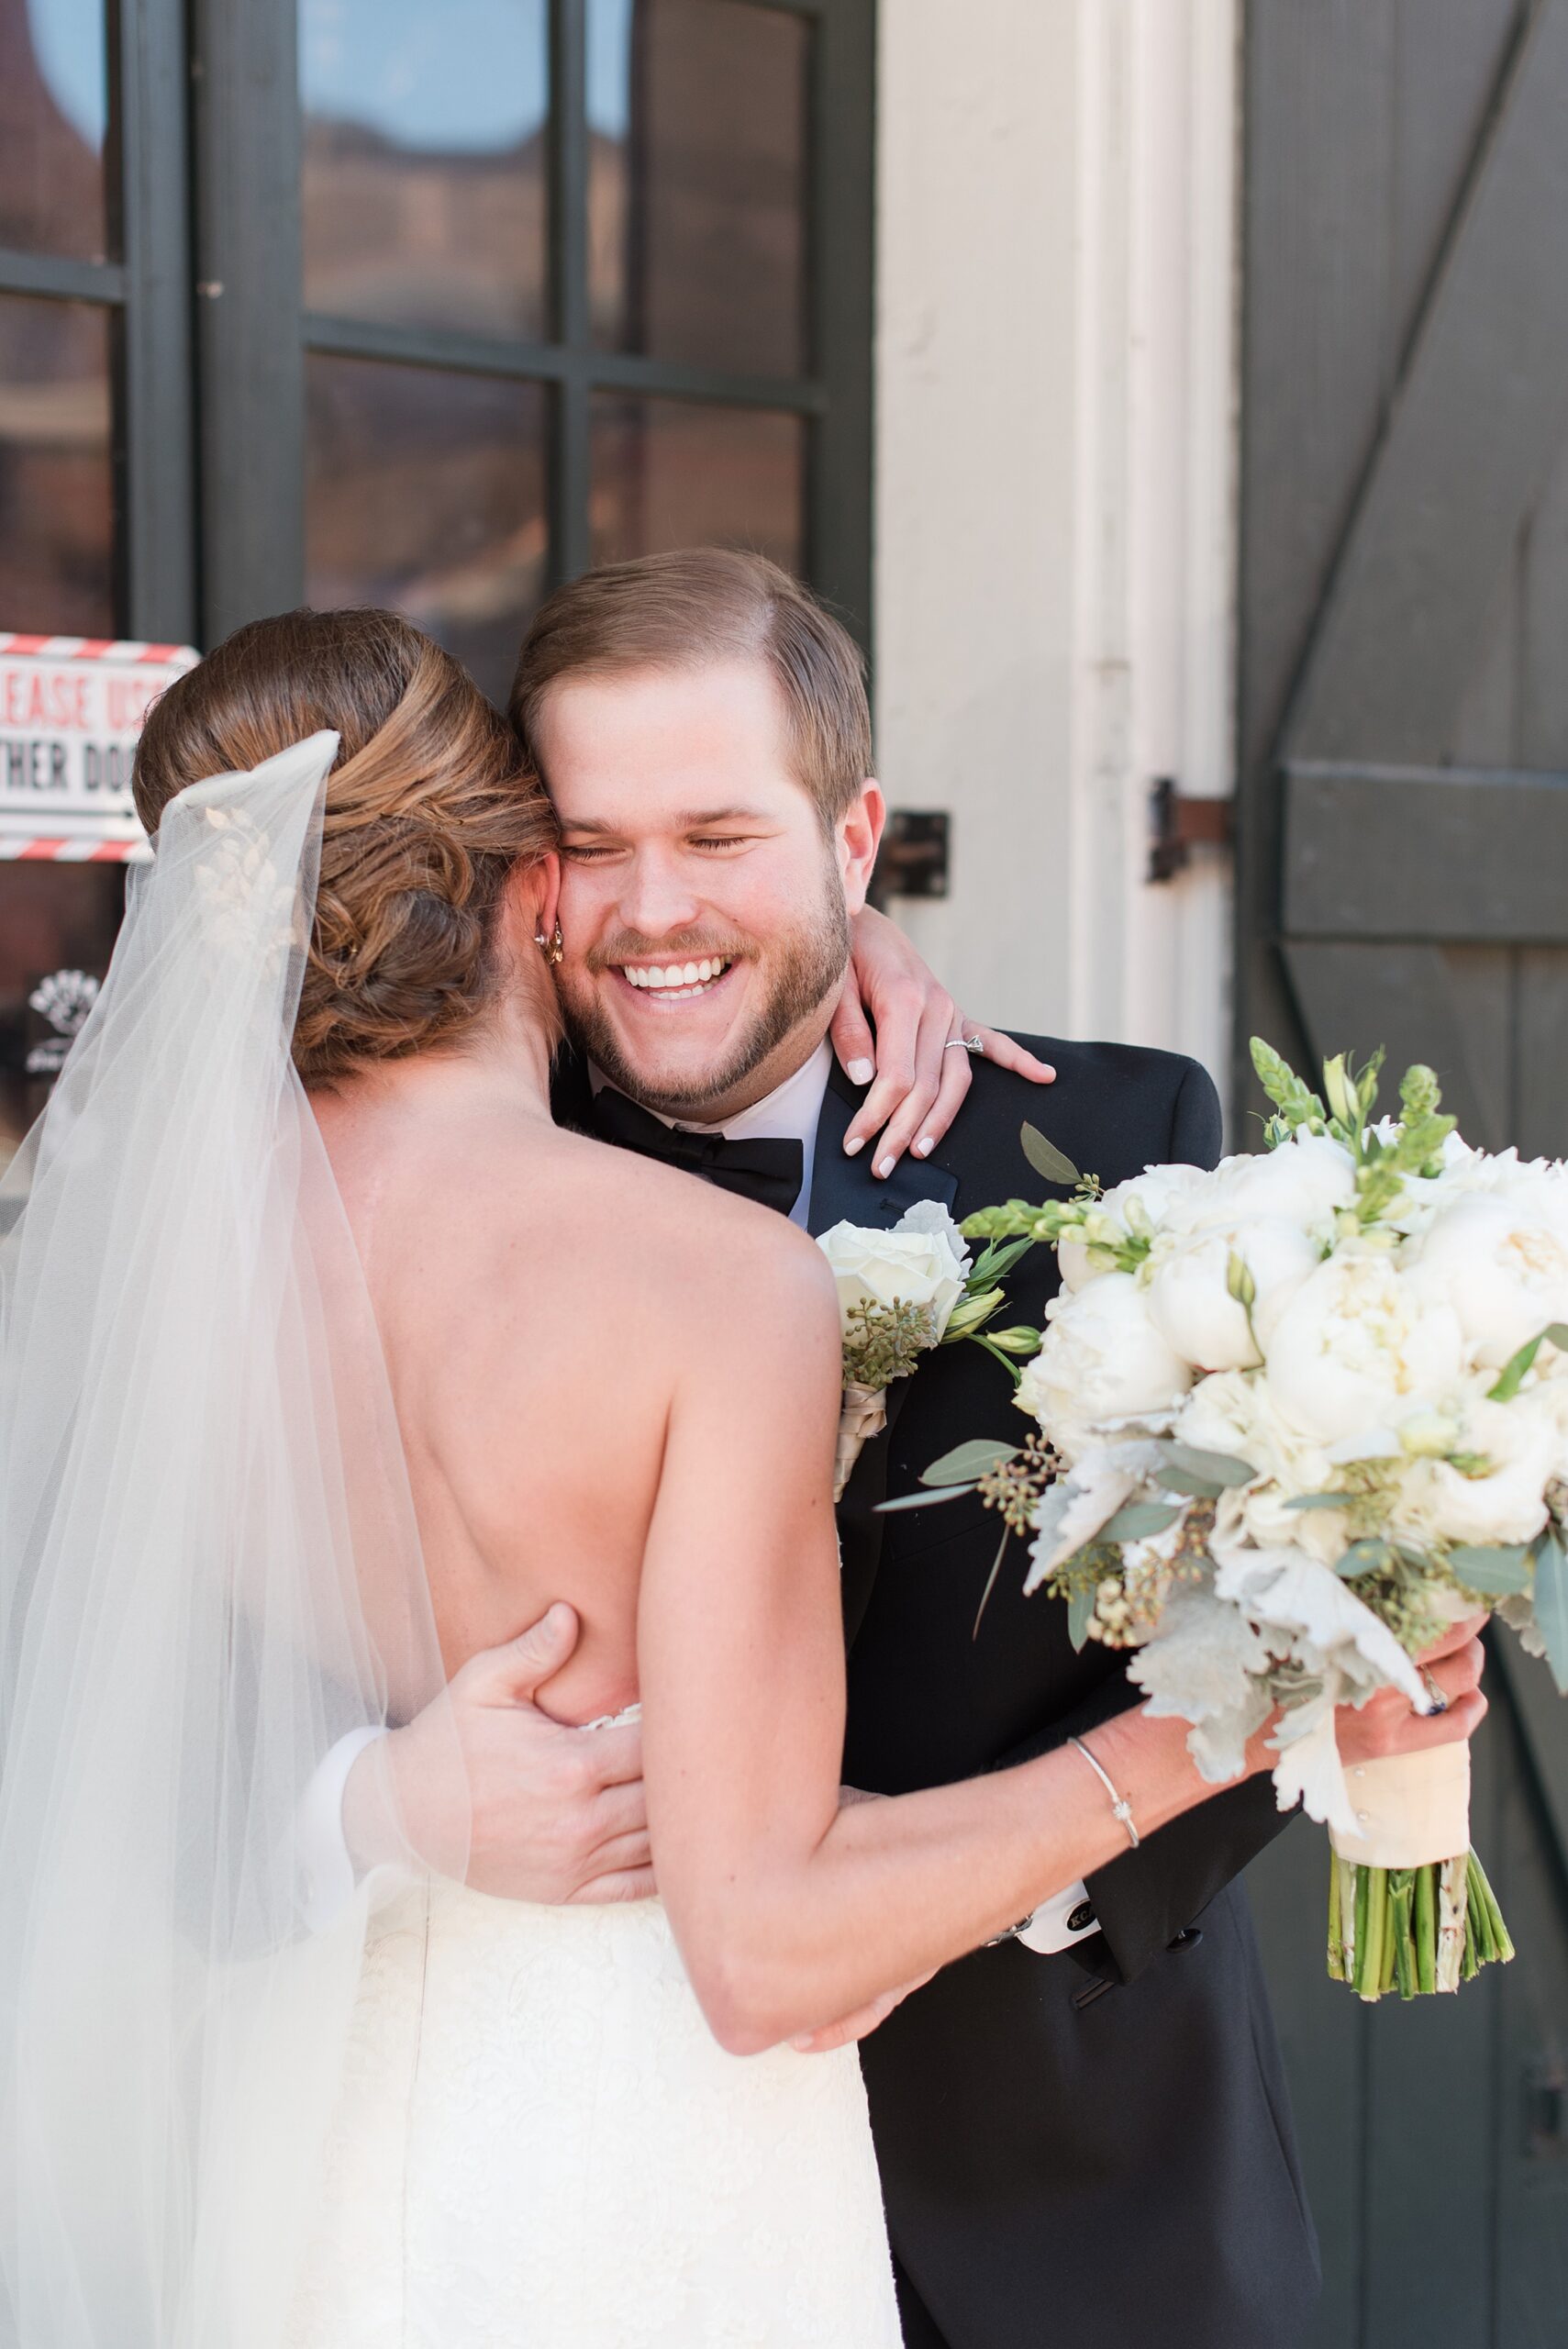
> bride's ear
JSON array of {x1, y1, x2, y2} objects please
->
[
  {"x1": 498, "y1": 852, "x2": 561, "y2": 958},
  {"x1": 532, "y1": 852, "x2": 562, "y2": 951}
]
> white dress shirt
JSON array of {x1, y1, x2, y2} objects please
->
[{"x1": 299, "y1": 1036, "x2": 1094, "y2": 1953}]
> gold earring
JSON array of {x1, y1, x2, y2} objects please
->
[{"x1": 534, "y1": 922, "x2": 564, "y2": 967}]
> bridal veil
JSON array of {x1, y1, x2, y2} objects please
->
[{"x1": 0, "y1": 733, "x2": 465, "y2": 2345}]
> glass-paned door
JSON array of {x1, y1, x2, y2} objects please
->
[
  {"x1": 197, "y1": 0, "x2": 872, "y2": 691},
  {"x1": 0, "y1": 0, "x2": 194, "y2": 1163},
  {"x1": 0, "y1": 0, "x2": 119, "y2": 636}
]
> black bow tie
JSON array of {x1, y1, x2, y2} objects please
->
[{"x1": 590, "y1": 1087, "x2": 806, "y2": 1219}]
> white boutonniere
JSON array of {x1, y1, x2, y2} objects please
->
[{"x1": 817, "y1": 1201, "x2": 1040, "y2": 1499}]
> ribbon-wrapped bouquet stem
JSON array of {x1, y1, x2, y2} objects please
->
[{"x1": 916, "y1": 1043, "x2": 1568, "y2": 2000}]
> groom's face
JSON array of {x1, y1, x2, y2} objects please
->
[{"x1": 538, "y1": 658, "x2": 881, "y2": 1120}]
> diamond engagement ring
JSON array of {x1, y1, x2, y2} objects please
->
[{"x1": 945, "y1": 1033, "x2": 984, "y2": 1054}]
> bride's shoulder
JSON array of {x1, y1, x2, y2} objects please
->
[{"x1": 562, "y1": 1134, "x2": 837, "y2": 1344}]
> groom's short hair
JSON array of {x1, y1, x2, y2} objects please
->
[{"x1": 509, "y1": 550, "x2": 873, "y2": 829}]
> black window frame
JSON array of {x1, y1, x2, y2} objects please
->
[
  {"x1": 0, "y1": 0, "x2": 196, "y2": 644},
  {"x1": 191, "y1": 0, "x2": 874, "y2": 657}
]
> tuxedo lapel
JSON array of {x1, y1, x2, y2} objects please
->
[
  {"x1": 808, "y1": 1060, "x2": 959, "y2": 1239},
  {"x1": 811, "y1": 1060, "x2": 960, "y2": 1648}
]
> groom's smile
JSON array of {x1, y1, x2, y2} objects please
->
[{"x1": 536, "y1": 658, "x2": 882, "y2": 1124}]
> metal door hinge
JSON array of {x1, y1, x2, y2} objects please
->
[
  {"x1": 870, "y1": 809, "x2": 950, "y2": 907},
  {"x1": 1148, "y1": 778, "x2": 1233, "y2": 884}
]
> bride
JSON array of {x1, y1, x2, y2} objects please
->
[{"x1": 0, "y1": 608, "x2": 1485, "y2": 2348}]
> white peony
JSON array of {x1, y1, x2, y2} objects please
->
[
  {"x1": 1260, "y1": 1246, "x2": 1465, "y2": 1445},
  {"x1": 1390, "y1": 1386, "x2": 1559, "y2": 1549},
  {"x1": 1176, "y1": 1369, "x2": 1344, "y2": 1564},
  {"x1": 1145, "y1": 1216, "x2": 1321, "y2": 1373},
  {"x1": 1016, "y1": 1272, "x2": 1193, "y2": 1462},
  {"x1": 1057, "y1": 1163, "x2": 1213, "y2": 1292},
  {"x1": 1163, "y1": 1133, "x2": 1357, "y2": 1243},
  {"x1": 1408, "y1": 1192, "x2": 1568, "y2": 1370},
  {"x1": 817, "y1": 1200, "x2": 969, "y2": 1342}
]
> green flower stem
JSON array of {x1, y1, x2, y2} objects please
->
[
  {"x1": 1330, "y1": 1851, "x2": 1515, "y2": 1999},
  {"x1": 1415, "y1": 1862, "x2": 1437, "y2": 1996},
  {"x1": 1388, "y1": 1872, "x2": 1416, "y2": 2000},
  {"x1": 1471, "y1": 1850, "x2": 1515, "y2": 1963}
]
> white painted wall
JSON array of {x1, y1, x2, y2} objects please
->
[{"x1": 874, "y1": 0, "x2": 1239, "y2": 1113}]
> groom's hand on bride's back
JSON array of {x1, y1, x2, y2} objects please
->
[{"x1": 366, "y1": 1605, "x2": 654, "y2": 1906}]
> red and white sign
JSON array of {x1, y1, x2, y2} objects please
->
[{"x1": 0, "y1": 634, "x2": 199, "y2": 863}]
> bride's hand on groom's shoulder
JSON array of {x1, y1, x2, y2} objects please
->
[
  {"x1": 374, "y1": 1606, "x2": 655, "y2": 1907},
  {"x1": 837, "y1": 907, "x2": 1057, "y2": 1176}
]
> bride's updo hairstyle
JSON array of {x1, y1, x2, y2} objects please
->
[{"x1": 132, "y1": 607, "x2": 561, "y2": 1080}]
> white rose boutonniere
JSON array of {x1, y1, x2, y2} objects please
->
[{"x1": 817, "y1": 1201, "x2": 1038, "y2": 1500}]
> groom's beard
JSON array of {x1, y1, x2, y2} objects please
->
[{"x1": 558, "y1": 883, "x2": 851, "y2": 1119}]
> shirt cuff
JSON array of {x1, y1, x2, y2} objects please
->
[
  {"x1": 1014, "y1": 1878, "x2": 1098, "y2": 1954},
  {"x1": 295, "y1": 1725, "x2": 388, "y2": 1934}
]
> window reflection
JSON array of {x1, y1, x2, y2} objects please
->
[
  {"x1": 587, "y1": 0, "x2": 809, "y2": 378},
  {"x1": 590, "y1": 393, "x2": 804, "y2": 573},
  {"x1": 301, "y1": 0, "x2": 550, "y2": 339},
  {"x1": 0, "y1": 863, "x2": 124, "y2": 1174},
  {"x1": 0, "y1": 0, "x2": 111, "y2": 262},
  {"x1": 306, "y1": 355, "x2": 550, "y2": 707},
  {"x1": 0, "y1": 295, "x2": 115, "y2": 636}
]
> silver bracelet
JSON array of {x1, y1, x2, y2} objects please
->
[{"x1": 1069, "y1": 1735, "x2": 1140, "y2": 1851}]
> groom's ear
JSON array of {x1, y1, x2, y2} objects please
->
[{"x1": 836, "y1": 781, "x2": 885, "y2": 918}]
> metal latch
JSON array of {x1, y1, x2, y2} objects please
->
[
  {"x1": 871, "y1": 809, "x2": 951, "y2": 906},
  {"x1": 1148, "y1": 777, "x2": 1233, "y2": 884}
]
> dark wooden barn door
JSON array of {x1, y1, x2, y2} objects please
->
[{"x1": 1236, "y1": 6, "x2": 1568, "y2": 2342}]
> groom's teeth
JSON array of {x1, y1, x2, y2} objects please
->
[{"x1": 620, "y1": 957, "x2": 730, "y2": 992}]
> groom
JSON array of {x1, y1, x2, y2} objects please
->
[{"x1": 364, "y1": 551, "x2": 1319, "y2": 2347}]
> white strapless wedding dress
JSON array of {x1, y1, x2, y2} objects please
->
[{"x1": 284, "y1": 1871, "x2": 904, "y2": 2347}]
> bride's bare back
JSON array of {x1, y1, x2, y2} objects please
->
[{"x1": 313, "y1": 1056, "x2": 812, "y2": 1730}]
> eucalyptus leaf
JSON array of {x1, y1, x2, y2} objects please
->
[
  {"x1": 1336, "y1": 1539, "x2": 1393, "y2": 1578},
  {"x1": 1161, "y1": 1442, "x2": 1257, "y2": 1489},
  {"x1": 876, "y1": 1483, "x2": 977, "y2": 1514},
  {"x1": 1098, "y1": 1500, "x2": 1184, "y2": 1543},
  {"x1": 1284, "y1": 1493, "x2": 1352, "y2": 1512},
  {"x1": 1532, "y1": 1529, "x2": 1568, "y2": 1696},
  {"x1": 1068, "y1": 1583, "x2": 1095, "y2": 1653},
  {"x1": 1156, "y1": 1471, "x2": 1226, "y2": 1500},
  {"x1": 920, "y1": 1439, "x2": 1018, "y2": 1487},
  {"x1": 1448, "y1": 1542, "x2": 1533, "y2": 1597},
  {"x1": 1019, "y1": 1122, "x2": 1081, "y2": 1189}
]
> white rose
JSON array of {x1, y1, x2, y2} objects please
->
[
  {"x1": 1261, "y1": 1247, "x2": 1465, "y2": 1445},
  {"x1": 1145, "y1": 1216, "x2": 1321, "y2": 1373},
  {"x1": 1391, "y1": 1387, "x2": 1559, "y2": 1549},
  {"x1": 1408, "y1": 1193, "x2": 1568, "y2": 1369},
  {"x1": 1165, "y1": 1133, "x2": 1357, "y2": 1243},
  {"x1": 817, "y1": 1202, "x2": 969, "y2": 1342},
  {"x1": 1016, "y1": 1272, "x2": 1193, "y2": 1461}
]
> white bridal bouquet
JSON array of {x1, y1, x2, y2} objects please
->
[{"x1": 919, "y1": 1043, "x2": 1568, "y2": 2000}]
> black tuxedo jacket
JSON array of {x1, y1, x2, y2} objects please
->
[{"x1": 555, "y1": 1041, "x2": 1319, "y2": 2349}]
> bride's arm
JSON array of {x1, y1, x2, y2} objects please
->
[{"x1": 639, "y1": 1226, "x2": 1486, "y2": 2057}]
